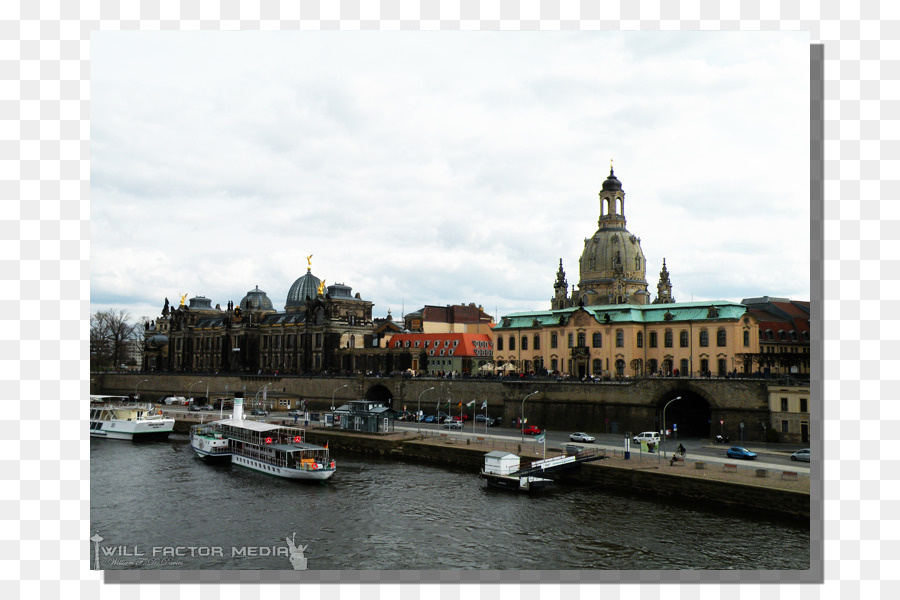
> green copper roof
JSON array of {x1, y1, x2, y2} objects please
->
[{"x1": 494, "y1": 301, "x2": 749, "y2": 330}]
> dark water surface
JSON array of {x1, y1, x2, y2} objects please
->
[{"x1": 90, "y1": 435, "x2": 809, "y2": 570}]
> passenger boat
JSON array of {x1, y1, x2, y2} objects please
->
[
  {"x1": 189, "y1": 423, "x2": 232, "y2": 462},
  {"x1": 191, "y1": 395, "x2": 335, "y2": 481},
  {"x1": 89, "y1": 395, "x2": 175, "y2": 441}
]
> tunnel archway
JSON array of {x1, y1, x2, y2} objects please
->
[
  {"x1": 365, "y1": 384, "x2": 394, "y2": 408},
  {"x1": 656, "y1": 390, "x2": 712, "y2": 438}
]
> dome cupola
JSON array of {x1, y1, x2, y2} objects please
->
[{"x1": 240, "y1": 285, "x2": 275, "y2": 312}]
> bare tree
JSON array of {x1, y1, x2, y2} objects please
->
[{"x1": 90, "y1": 309, "x2": 141, "y2": 371}]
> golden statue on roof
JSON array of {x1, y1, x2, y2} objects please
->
[
  {"x1": 317, "y1": 279, "x2": 326, "y2": 295},
  {"x1": 306, "y1": 254, "x2": 313, "y2": 270},
  {"x1": 179, "y1": 293, "x2": 187, "y2": 306}
]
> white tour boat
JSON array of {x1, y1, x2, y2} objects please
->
[
  {"x1": 89, "y1": 395, "x2": 175, "y2": 441},
  {"x1": 189, "y1": 423, "x2": 232, "y2": 462},
  {"x1": 191, "y1": 395, "x2": 335, "y2": 481}
]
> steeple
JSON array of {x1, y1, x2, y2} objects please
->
[
  {"x1": 551, "y1": 259, "x2": 571, "y2": 310},
  {"x1": 652, "y1": 258, "x2": 676, "y2": 304}
]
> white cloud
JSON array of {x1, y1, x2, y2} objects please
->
[{"x1": 91, "y1": 31, "x2": 810, "y2": 324}]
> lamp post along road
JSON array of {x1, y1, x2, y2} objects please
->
[
  {"x1": 134, "y1": 379, "x2": 148, "y2": 400},
  {"x1": 662, "y1": 396, "x2": 681, "y2": 459},
  {"x1": 520, "y1": 391, "x2": 538, "y2": 443},
  {"x1": 188, "y1": 380, "x2": 203, "y2": 404},
  {"x1": 331, "y1": 383, "x2": 349, "y2": 411},
  {"x1": 417, "y1": 387, "x2": 435, "y2": 434}
]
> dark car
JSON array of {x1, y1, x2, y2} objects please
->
[
  {"x1": 522, "y1": 425, "x2": 542, "y2": 435},
  {"x1": 250, "y1": 409, "x2": 269, "y2": 416},
  {"x1": 726, "y1": 446, "x2": 757, "y2": 460},
  {"x1": 200, "y1": 405, "x2": 214, "y2": 411},
  {"x1": 188, "y1": 405, "x2": 200, "y2": 412},
  {"x1": 423, "y1": 415, "x2": 437, "y2": 423}
]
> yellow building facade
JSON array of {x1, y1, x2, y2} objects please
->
[{"x1": 492, "y1": 302, "x2": 760, "y2": 379}]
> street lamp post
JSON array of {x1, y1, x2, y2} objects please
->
[
  {"x1": 520, "y1": 390, "x2": 538, "y2": 443},
  {"x1": 134, "y1": 379, "x2": 148, "y2": 400},
  {"x1": 188, "y1": 380, "x2": 203, "y2": 404},
  {"x1": 255, "y1": 382, "x2": 271, "y2": 409},
  {"x1": 417, "y1": 386, "x2": 435, "y2": 434},
  {"x1": 331, "y1": 383, "x2": 350, "y2": 411},
  {"x1": 661, "y1": 396, "x2": 681, "y2": 459}
]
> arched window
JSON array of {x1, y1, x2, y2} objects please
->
[
  {"x1": 615, "y1": 359, "x2": 626, "y2": 377},
  {"x1": 717, "y1": 329, "x2": 727, "y2": 346},
  {"x1": 568, "y1": 333, "x2": 574, "y2": 348},
  {"x1": 648, "y1": 359, "x2": 658, "y2": 374},
  {"x1": 592, "y1": 359, "x2": 603, "y2": 375},
  {"x1": 497, "y1": 337, "x2": 504, "y2": 351},
  {"x1": 679, "y1": 330, "x2": 689, "y2": 347},
  {"x1": 533, "y1": 335, "x2": 540, "y2": 350},
  {"x1": 521, "y1": 336, "x2": 528, "y2": 351},
  {"x1": 743, "y1": 330, "x2": 750, "y2": 347},
  {"x1": 616, "y1": 329, "x2": 624, "y2": 347},
  {"x1": 649, "y1": 332, "x2": 657, "y2": 348},
  {"x1": 664, "y1": 330, "x2": 673, "y2": 348},
  {"x1": 592, "y1": 332, "x2": 602, "y2": 348},
  {"x1": 635, "y1": 256, "x2": 641, "y2": 270},
  {"x1": 509, "y1": 336, "x2": 515, "y2": 351},
  {"x1": 636, "y1": 331, "x2": 643, "y2": 348},
  {"x1": 699, "y1": 329, "x2": 709, "y2": 347},
  {"x1": 550, "y1": 333, "x2": 558, "y2": 348},
  {"x1": 577, "y1": 332, "x2": 586, "y2": 347}
]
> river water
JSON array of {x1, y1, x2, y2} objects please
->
[{"x1": 90, "y1": 435, "x2": 809, "y2": 571}]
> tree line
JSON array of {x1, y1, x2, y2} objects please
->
[{"x1": 90, "y1": 309, "x2": 143, "y2": 371}]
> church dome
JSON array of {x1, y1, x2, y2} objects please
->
[
  {"x1": 601, "y1": 167, "x2": 622, "y2": 192},
  {"x1": 240, "y1": 285, "x2": 274, "y2": 312},
  {"x1": 285, "y1": 270, "x2": 321, "y2": 310}
]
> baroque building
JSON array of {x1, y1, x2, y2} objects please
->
[
  {"x1": 142, "y1": 258, "x2": 374, "y2": 374},
  {"x1": 497, "y1": 166, "x2": 761, "y2": 378},
  {"x1": 552, "y1": 167, "x2": 651, "y2": 309}
]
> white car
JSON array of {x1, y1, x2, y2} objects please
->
[
  {"x1": 632, "y1": 431, "x2": 660, "y2": 445},
  {"x1": 569, "y1": 432, "x2": 595, "y2": 443},
  {"x1": 442, "y1": 420, "x2": 463, "y2": 430}
]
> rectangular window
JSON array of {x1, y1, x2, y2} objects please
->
[
  {"x1": 649, "y1": 332, "x2": 657, "y2": 348},
  {"x1": 781, "y1": 420, "x2": 789, "y2": 433},
  {"x1": 567, "y1": 333, "x2": 574, "y2": 348},
  {"x1": 800, "y1": 398, "x2": 808, "y2": 413},
  {"x1": 592, "y1": 332, "x2": 602, "y2": 348},
  {"x1": 550, "y1": 333, "x2": 558, "y2": 349},
  {"x1": 781, "y1": 397, "x2": 789, "y2": 412}
]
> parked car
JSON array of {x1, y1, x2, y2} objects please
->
[
  {"x1": 475, "y1": 414, "x2": 497, "y2": 427},
  {"x1": 200, "y1": 405, "x2": 214, "y2": 411},
  {"x1": 188, "y1": 405, "x2": 200, "y2": 412},
  {"x1": 522, "y1": 425, "x2": 542, "y2": 435},
  {"x1": 250, "y1": 409, "x2": 269, "y2": 416},
  {"x1": 442, "y1": 420, "x2": 463, "y2": 430},
  {"x1": 632, "y1": 431, "x2": 660, "y2": 445},
  {"x1": 790, "y1": 448, "x2": 810, "y2": 462},
  {"x1": 726, "y1": 446, "x2": 757, "y2": 460},
  {"x1": 569, "y1": 432, "x2": 595, "y2": 443},
  {"x1": 288, "y1": 410, "x2": 302, "y2": 418},
  {"x1": 162, "y1": 396, "x2": 187, "y2": 406},
  {"x1": 423, "y1": 415, "x2": 437, "y2": 423}
]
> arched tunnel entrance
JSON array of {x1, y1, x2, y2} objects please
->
[
  {"x1": 657, "y1": 391, "x2": 711, "y2": 438},
  {"x1": 365, "y1": 384, "x2": 393, "y2": 408}
]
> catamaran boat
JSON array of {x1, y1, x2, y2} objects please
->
[
  {"x1": 89, "y1": 395, "x2": 175, "y2": 441},
  {"x1": 190, "y1": 395, "x2": 335, "y2": 481}
]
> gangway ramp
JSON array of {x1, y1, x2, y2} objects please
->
[{"x1": 511, "y1": 448, "x2": 607, "y2": 478}]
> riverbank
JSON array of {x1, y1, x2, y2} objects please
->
[{"x1": 173, "y1": 418, "x2": 809, "y2": 522}]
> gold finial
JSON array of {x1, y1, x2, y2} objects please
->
[
  {"x1": 179, "y1": 293, "x2": 187, "y2": 306},
  {"x1": 306, "y1": 254, "x2": 313, "y2": 270},
  {"x1": 317, "y1": 279, "x2": 326, "y2": 295}
]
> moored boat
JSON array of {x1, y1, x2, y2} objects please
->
[
  {"x1": 189, "y1": 423, "x2": 232, "y2": 462},
  {"x1": 192, "y1": 394, "x2": 335, "y2": 481},
  {"x1": 89, "y1": 395, "x2": 175, "y2": 441}
]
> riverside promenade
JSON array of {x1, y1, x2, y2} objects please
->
[{"x1": 171, "y1": 411, "x2": 810, "y2": 521}]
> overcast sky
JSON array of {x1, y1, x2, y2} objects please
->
[{"x1": 91, "y1": 31, "x2": 809, "y2": 325}]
